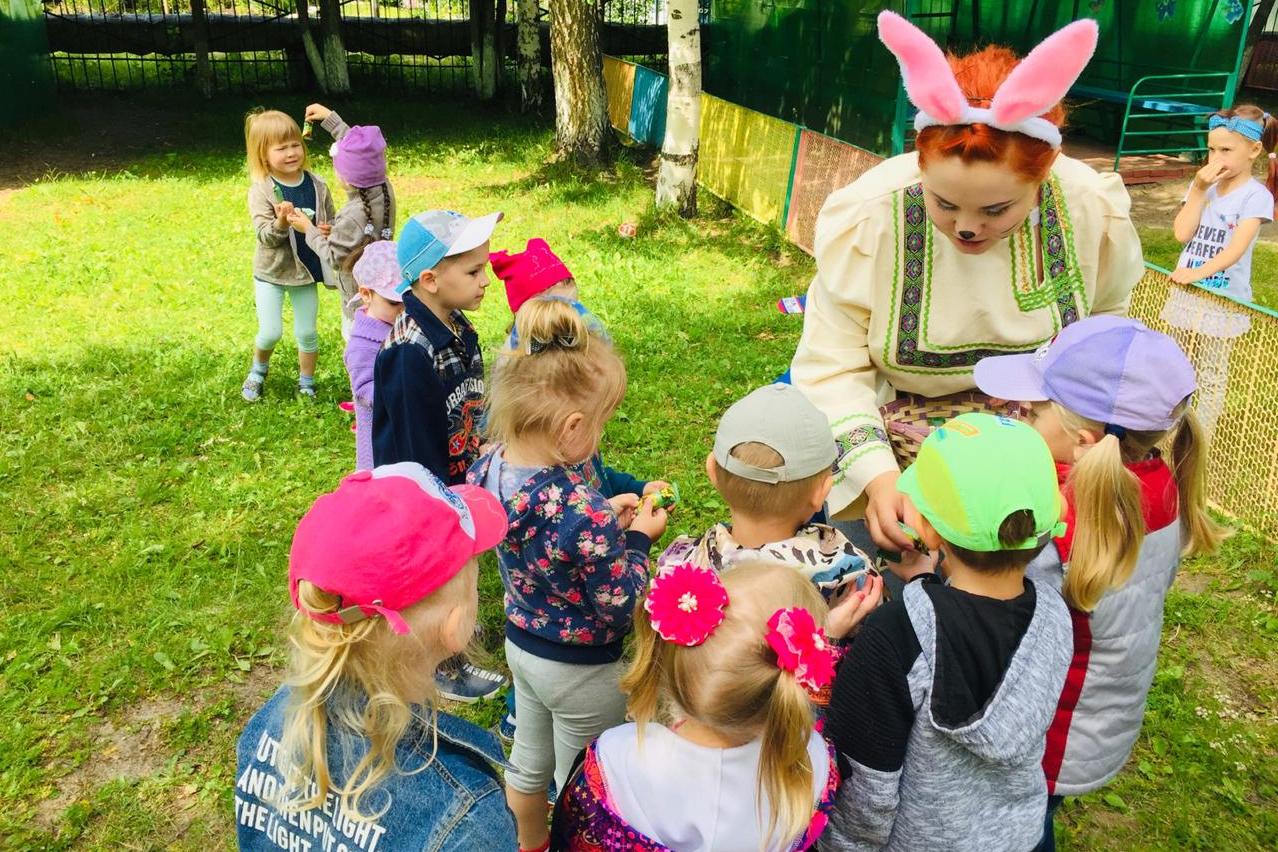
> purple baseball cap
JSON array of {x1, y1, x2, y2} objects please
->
[{"x1": 973, "y1": 316, "x2": 1197, "y2": 432}]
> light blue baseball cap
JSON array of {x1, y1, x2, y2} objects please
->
[{"x1": 395, "y1": 209, "x2": 503, "y2": 294}]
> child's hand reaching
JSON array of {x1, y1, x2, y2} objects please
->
[
  {"x1": 887, "y1": 546, "x2": 941, "y2": 584},
  {"x1": 286, "y1": 209, "x2": 312, "y2": 234},
  {"x1": 608, "y1": 493, "x2": 639, "y2": 529},
  {"x1": 1192, "y1": 161, "x2": 1229, "y2": 192},
  {"x1": 825, "y1": 573, "x2": 885, "y2": 640},
  {"x1": 304, "y1": 103, "x2": 332, "y2": 123},
  {"x1": 1171, "y1": 266, "x2": 1207, "y2": 284},
  {"x1": 273, "y1": 201, "x2": 294, "y2": 228},
  {"x1": 629, "y1": 498, "x2": 668, "y2": 542},
  {"x1": 317, "y1": 222, "x2": 333, "y2": 237}
]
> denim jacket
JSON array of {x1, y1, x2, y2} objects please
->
[{"x1": 235, "y1": 687, "x2": 517, "y2": 852}]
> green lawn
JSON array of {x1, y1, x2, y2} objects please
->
[{"x1": 1, "y1": 95, "x2": 1275, "y2": 850}]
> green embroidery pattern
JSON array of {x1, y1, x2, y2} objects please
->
[{"x1": 886, "y1": 181, "x2": 1085, "y2": 375}]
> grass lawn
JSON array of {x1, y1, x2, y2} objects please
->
[
  {"x1": 2, "y1": 94, "x2": 1276, "y2": 850},
  {"x1": 1139, "y1": 226, "x2": 1278, "y2": 311}
]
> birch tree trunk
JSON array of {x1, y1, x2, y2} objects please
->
[
  {"x1": 470, "y1": 0, "x2": 499, "y2": 100},
  {"x1": 656, "y1": 0, "x2": 701, "y2": 216},
  {"x1": 316, "y1": 0, "x2": 351, "y2": 95},
  {"x1": 517, "y1": 0, "x2": 545, "y2": 111},
  {"x1": 549, "y1": 0, "x2": 612, "y2": 164}
]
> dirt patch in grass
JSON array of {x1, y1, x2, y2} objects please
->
[{"x1": 1175, "y1": 571, "x2": 1214, "y2": 595}]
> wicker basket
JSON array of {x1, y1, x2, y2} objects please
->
[{"x1": 879, "y1": 392, "x2": 1031, "y2": 467}]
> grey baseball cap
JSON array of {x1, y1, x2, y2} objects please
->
[{"x1": 713, "y1": 384, "x2": 837, "y2": 483}]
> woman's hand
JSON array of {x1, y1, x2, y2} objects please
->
[
  {"x1": 1171, "y1": 265, "x2": 1207, "y2": 284},
  {"x1": 825, "y1": 573, "x2": 885, "y2": 640},
  {"x1": 863, "y1": 470, "x2": 916, "y2": 552},
  {"x1": 304, "y1": 103, "x2": 332, "y2": 123},
  {"x1": 286, "y1": 210, "x2": 311, "y2": 234},
  {"x1": 608, "y1": 493, "x2": 639, "y2": 529},
  {"x1": 629, "y1": 498, "x2": 668, "y2": 542},
  {"x1": 273, "y1": 201, "x2": 294, "y2": 228},
  {"x1": 1192, "y1": 162, "x2": 1228, "y2": 192}
]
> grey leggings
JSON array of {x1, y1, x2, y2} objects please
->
[
  {"x1": 503, "y1": 639, "x2": 628, "y2": 794},
  {"x1": 254, "y1": 279, "x2": 319, "y2": 353}
]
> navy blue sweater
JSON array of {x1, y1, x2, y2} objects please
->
[{"x1": 371, "y1": 291, "x2": 485, "y2": 485}]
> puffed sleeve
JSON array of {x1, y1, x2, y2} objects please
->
[
  {"x1": 790, "y1": 188, "x2": 899, "y2": 518},
  {"x1": 1089, "y1": 171, "x2": 1144, "y2": 318}
]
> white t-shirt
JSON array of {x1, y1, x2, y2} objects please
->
[
  {"x1": 1176, "y1": 177, "x2": 1273, "y2": 302},
  {"x1": 596, "y1": 722, "x2": 829, "y2": 851}
]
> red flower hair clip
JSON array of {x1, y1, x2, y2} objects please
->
[
  {"x1": 644, "y1": 563, "x2": 729, "y2": 646},
  {"x1": 765, "y1": 607, "x2": 838, "y2": 691}
]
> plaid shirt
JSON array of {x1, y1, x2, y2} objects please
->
[{"x1": 372, "y1": 291, "x2": 485, "y2": 484}]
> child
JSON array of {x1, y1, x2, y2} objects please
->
[
  {"x1": 660, "y1": 383, "x2": 875, "y2": 598},
  {"x1": 242, "y1": 109, "x2": 334, "y2": 402},
  {"x1": 552, "y1": 562, "x2": 846, "y2": 850},
  {"x1": 373, "y1": 208, "x2": 507, "y2": 703},
  {"x1": 1163, "y1": 104, "x2": 1276, "y2": 438},
  {"x1": 234, "y1": 462, "x2": 517, "y2": 851},
  {"x1": 289, "y1": 103, "x2": 397, "y2": 337},
  {"x1": 974, "y1": 316, "x2": 1229, "y2": 850},
  {"x1": 824, "y1": 412, "x2": 1072, "y2": 851},
  {"x1": 467, "y1": 298, "x2": 668, "y2": 852},
  {"x1": 343, "y1": 241, "x2": 404, "y2": 471},
  {"x1": 489, "y1": 238, "x2": 610, "y2": 350}
]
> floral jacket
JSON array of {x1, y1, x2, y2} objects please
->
[{"x1": 468, "y1": 448, "x2": 653, "y2": 664}]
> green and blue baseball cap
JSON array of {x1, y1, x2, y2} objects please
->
[
  {"x1": 897, "y1": 413, "x2": 1066, "y2": 552},
  {"x1": 395, "y1": 209, "x2": 503, "y2": 294}
]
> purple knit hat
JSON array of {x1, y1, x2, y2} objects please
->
[
  {"x1": 331, "y1": 125, "x2": 387, "y2": 188},
  {"x1": 974, "y1": 316, "x2": 1197, "y2": 433}
]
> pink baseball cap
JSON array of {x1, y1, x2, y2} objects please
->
[
  {"x1": 289, "y1": 462, "x2": 508, "y2": 634},
  {"x1": 490, "y1": 238, "x2": 574, "y2": 314},
  {"x1": 351, "y1": 240, "x2": 403, "y2": 303}
]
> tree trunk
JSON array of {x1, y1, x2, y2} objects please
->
[
  {"x1": 656, "y1": 0, "x2": 700, "y2": 216},
  {"x1": 1242, "y1": 0, "x2": 1278, "y2": 85},
  {"x1": 516, "y1": 0, "x2": 544, "y2": 111},
  {"x1": 296, "y1": 0, "x2": 330, "y2": 93},
  {"x1": 471, "y1": 0, "x2": 499, "y2": 100},
  {"x1": 190, "y1": 0, "x2": 214, "y2": 99},
  {"x1": 549, "y1": 0, "x2": 612, "y2": 164},
  {"x1": 317, "y1": 0, "x2": 351, "y2": 95}
]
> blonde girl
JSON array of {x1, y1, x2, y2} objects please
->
[
  {"x1": 234, "y1": 462, "x2": 517, "y2": 850},
  {"x1": 1164, "y1": 103, "x2": 1276, "y2": 437},
  {"x1": 552, "y1": 562, "x2": 843, "y2": 851},
  {"x1": 288, "y1": 103, "x2": 397, "y2": 338},
  {"x1": 243, "y1": 109, "x2": 334, "y2": 401},
  {"x1": 466, "y1": 298, "x2": 668, "y2": 852},
  {"x1": 975, "y1": 316, "x2": 1228, "y2": 851}
]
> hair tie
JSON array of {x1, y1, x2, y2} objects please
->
[
  {"x1": 380, "y1": 227, "x2": 393, "y2": 240},
  {"x1": 765, "y1": 608, "x2": 838, "y2": 691},
  {"x1": 1103, "y1": 423, "x2": 1127, "y2": 440},
  {"x1": 525, "y1": 334, "x2": 580, "y2": 355},
  {"x1": 644, "y1": 563, "x2": 729, "y2": 646}
]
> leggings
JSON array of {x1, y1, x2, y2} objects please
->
[{"x1": 254, "y1": 279, "x2": 319, "y2": 353}]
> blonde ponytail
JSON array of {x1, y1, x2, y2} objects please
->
[
  {"x1": 486, "y1": 297, "x2": 626, "y2": 460},
  {"x1": 622, "y1": 563, "x2": 826, "y2": 848},
  {"x1": 1170, "y1": 409, "x2": 1231, "y2": 556},
  {"x1": 1064, "y1": 432, "x2": 1145, "y2": 612}
]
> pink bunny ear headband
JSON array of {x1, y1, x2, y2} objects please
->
[
  {"x1": 877, "y1": 11, "x2": 1099, "y2": 149},
  {"x1": 644, "y1": 563, "x2": 839, "y2": 691}
]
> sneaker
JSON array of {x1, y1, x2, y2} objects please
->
[
  {"x1": 435, "y1": 662, "x2": 507, "y2": 703},
  {"x1": 498, "y1": 712, "x2": 517, "y2": 744},
  {"x1": 241, "y1": 373, "x2": 266, "y2": 402}
]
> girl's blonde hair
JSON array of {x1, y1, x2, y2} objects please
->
[
  {"x1": 486, "y1": 297, "x2": 626, "y2": 462},
  {"x1": 275, "y1": 565, "x2": 472, "y2": 819},
  {"x1": 621, "y1": 563, "x2": 826, "y2": 847},
  {"x1": 245, "y1": 109, "x2": 308, "y2": 182},
  {"x1": 1052, "y1": 401, "x2": 1229, "y2": 611}
]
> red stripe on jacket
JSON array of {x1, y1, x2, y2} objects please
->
[{"x1": 1041, "y1": 456, "x2": 1180, "y2": 792}]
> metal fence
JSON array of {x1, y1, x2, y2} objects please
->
[{"x1": 42, "y1": 0, "x2": 668, "y2": 95}]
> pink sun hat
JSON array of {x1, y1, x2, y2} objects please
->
[
  {"x1": 289, "y1": 462, "x2": 507, "y2": 634},
  {"x1": 490, "y1": 238, "x2": 574, "y2": 314},
  {"x1": 352, "y1": 240, "x2": 403, "y2": 303}
]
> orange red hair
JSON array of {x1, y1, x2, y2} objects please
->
[{"x1": 915, "y1": 45, "x2": 1066, "y2": 184}]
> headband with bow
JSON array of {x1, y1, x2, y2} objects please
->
[
  {"x1": 1207, "y1": 114, "x2": 1268, "y2": 142},
  {"x1": 877, "y1": 11, "x2": 1099, "y2": 149}
]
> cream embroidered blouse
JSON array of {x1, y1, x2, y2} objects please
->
[{"x1": 791, "y1": 152, "x2": 1144, "y2": 516}]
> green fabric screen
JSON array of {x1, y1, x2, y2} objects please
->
[{"x1": 0, "y1": 0, "x2": 52, "y2": 128}]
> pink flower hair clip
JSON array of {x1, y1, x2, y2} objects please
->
[
  {"x1": 644, "y1": 563, "x2": 730, "y2": 646},
  {"x1": 765, "y1": 607, "x2": 838, "y2": 692}
]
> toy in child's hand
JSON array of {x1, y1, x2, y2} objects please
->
[
  {"x1": 272, "y1": 183, "x2": 285, "y2": 203},
  {"x1": 640, "y1": 483, "x2": 680, "y2": 511},
  {"x1": 301, "y1": 120, "x2": 314, "y2": 141}
]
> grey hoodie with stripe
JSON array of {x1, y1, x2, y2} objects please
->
[{"x1": 823, "y1": 576, "x2": 1072, "y2": 851}]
